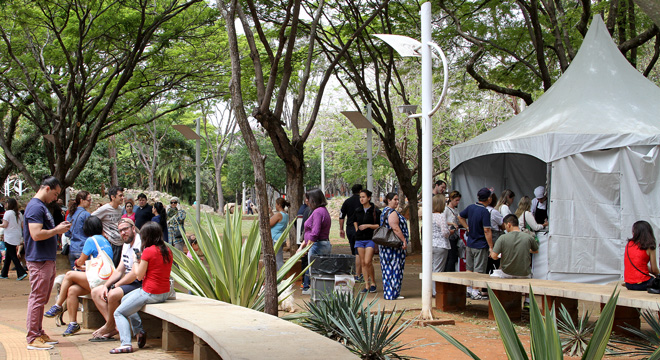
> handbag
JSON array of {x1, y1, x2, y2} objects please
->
[
  {"x1": 372, "y1": 225, "x2": 402, "y2": 247},
  {"x1": 85, "y1": 237, "x2": 116, "y2": 289},
  {"x1": 61, "y1": 243, "x2": 70, "y2": 256},
  {"x1": 521, "y1": 213, "x2": 539, "y2": 242},
  {"x1": 626, "y1": 244, "x2": 660, "y2": 294}
]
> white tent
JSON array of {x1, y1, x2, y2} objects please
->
[{"x1": 449, "y1": 16, "x2": 660, "y2": 284}]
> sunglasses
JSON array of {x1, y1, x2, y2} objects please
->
[{"x1": 170, "y1": 201, "x2": 178, "y2": 204}]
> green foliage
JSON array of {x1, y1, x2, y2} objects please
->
[
  {"x1": 432, "y1": 286, "x2": 620, "y2": 359},
  {"x1": 612, "y1": 307, "x2": 660, "y2": 359},
  {"x1": 169, "y1": 210, "x2": 309, "y2": 311},
  {"x1": 557, "y1": 305, "x2": 596, "y2": 356},
  {"x1": 225, "y1": 136, "x2": 287, "y2": 194}
]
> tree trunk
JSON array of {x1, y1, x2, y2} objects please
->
[
  {"x1": 109, "y1": 136, "x2": 118, "y2": 187},
  {"x1": 216, "y1": 164, "x2": 225, "y2": 215},
  {"x1": 285, "y1": 162, "x2": 304, "y2": 253}
]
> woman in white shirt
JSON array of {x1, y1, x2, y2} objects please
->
[
  {"x1": 495, "y1": 189, "x2": 515, "y2": 217},
  {"x1": 432, "y1": 195, "x2": 450, "y2": 295},
  {"x1": 515, "y1": 196, "x2": 548, "y2": 231},
  {"x1": 0, "y1": 198, "x2": 26, "y2": 280}
]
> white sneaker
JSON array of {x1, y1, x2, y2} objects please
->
[
  {"x1": 301, "y1": 289, "x2": 311, "y2": 295},
  {"x1": 27, "y1": 337, "x2": 54, "y2": 350}
]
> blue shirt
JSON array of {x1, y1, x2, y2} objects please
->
[
  {"x1": 459, "y1": 203, "x2": 491, "y2": 249},
  {"x1": 82, "y1": 235, "x2": 114, "y2": 259},
  {"x1": 24, "y1": 198, "x2": 57, "y2": 262},
  {"x1": 271, "y1": 211, "x2": 289, "y2": 243},
  {"x1": 65, "y1": 207, "x2": 91, "y2": 255},
  {"x1": 152, "y1": 216, "x2": 169, "y2": 244}
]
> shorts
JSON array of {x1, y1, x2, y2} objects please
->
[
  {"x1": 466, "y1": 247, "x2": 489, "y2": 273},
  {"x1": 118, "y1": 280, "x2": 142, "y2": 296},
  {"x1": 354, "y1": 240, "x2": 375, "y2": 248}
]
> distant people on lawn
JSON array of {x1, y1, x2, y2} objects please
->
[
  {"x1": 339, "y1": 184, "x2": 363, "y2": 282},
  {"x1": 489, "y1": 214, "x2": 539, "y2": 279},
  {"x1": 379, "y1": 192, "x2": 408, "y2": 300},
  {"x1": 624, "y1": 220, "x2": 659, "y2": 291},
  {"x1": 458, "y1": 187, "x2": 493, "y2": 300},
  {"x1": 0, "y1": 198, "x2": 27, "y2": 280},
  {"x1": 90, "y1": 217, "x2": 142, "y2": 341},
  {"x1": 167, "y1": 197, "x2": 186, "y2": 252},
  {"x1": 92, "y1": 186, "x2": 125, "y2": 267},
  {"x1": 270, "y1": 197, "x2": 290, "y2": 271},
  {"x1": 44, "y1": 216, "x2": 113, "y2": 337},
  {"x1": 134, "y1": 193, "x2": 153, "y2": 229},
  {"x1": 24, "y1": 176, "x2": 72, "y2": 351},
  {"x1": 65, "y1": 191, "x2": 92, "y2": 269},
  {"x1": 353, "y1": 189, "x2": 380, "y2": 294},
  {"x1": 246, "y1": 198, "x2": 254, "y2": 215}
]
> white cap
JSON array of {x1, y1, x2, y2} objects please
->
[{"x1": 534, "y1": 186, "x2": 545, "y2": 199}]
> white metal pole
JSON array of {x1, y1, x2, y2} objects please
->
[
  {"x1": 366, "y1": 103, "x2": 374, "y2": 192},
  {"x1": 420, "y1": 1, "x2": 434, "y2": 320},
  {"x1": 196, "y1": 117, "x2": 201, "y2": 225},
  {"x1": 321, "y1": 141, "x2": 325, "y2": 193},
  {"x1": 242, "y1": 182, "x2": 246, "y2": 214}
]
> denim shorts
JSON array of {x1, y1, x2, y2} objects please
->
[{"x1": 354, "y1": 240, "x2": 375, "y2": 248}]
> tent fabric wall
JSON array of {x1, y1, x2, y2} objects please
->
[
  {"x1": 544, "y1": 146, "x2": 660, "y2": 284},
  {"x1": 451, "y1": 153, "x2": 547, "y2": 211}
]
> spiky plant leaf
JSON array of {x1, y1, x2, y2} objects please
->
[
  {"x1": 487, "y1": 286, "x2": 529, "y2": 360},
  {"x1": 431, "y1": 326, "x2": 482, "y2": 359}
]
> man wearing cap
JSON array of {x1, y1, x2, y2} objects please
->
[
  {"x1": 89, "y1": 218, "x2": 143, "y2": 342},
  {"x1": 167, "y1": 197, "x2": 186, "y2": 251},
  {"x1": 458, "y1": 187, "x2": 493, "y2": 300},
  {"x1": 531, "y1": 186, "x2": 548, "y2": 225}
]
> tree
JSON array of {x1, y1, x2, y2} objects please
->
[
  {"x1": 0, "y1": 0, "x2": 220, "y2": 192},
  {"x1": 217, "y1": 0, "x2": 388, "y2": 315},
  {"x1": 437, "y1": 0, "x2": 659, "y2": 105}
]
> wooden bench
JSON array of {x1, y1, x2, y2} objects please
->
[
  {"x1": 432, "y1": 272, "x2": 659, "y2": 333},
  {"x1": 81, "y1": 293, "x2": 356, "y2": 360}
]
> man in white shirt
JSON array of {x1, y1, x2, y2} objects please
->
[
  {"x1": 530, "y1": 186, "x2": 548, "y2": 225},
  {"x1": 89, "y1": 218, "x2": 142, "y2": 342}
]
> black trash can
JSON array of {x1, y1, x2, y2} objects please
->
[{"x1": 309, "y1": 254, "x2": 355, "y2": 301}]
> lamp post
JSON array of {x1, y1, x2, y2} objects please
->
[
  {"x1": 341, "y1": 104, "x2": 375, "y2": 191},
  {"x1": 373, "y1": 2, "x2": 449, "y2": 320},
  {"x1": 173, "y1": 120, "x2": 201, "y2": 225}
]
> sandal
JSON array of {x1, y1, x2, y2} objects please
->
[
  {"x1": 136, "y1": 330, "x2": 147, "y2": 349},
  {"x1": 109, "y1": 346, "x2": 133, "y2": 354},
  {"x1": 89, "y1": 335, "x2": 118, "y2": 342}
]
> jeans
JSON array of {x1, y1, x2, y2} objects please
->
[
  {"x1": 114, "y1": 289, "x2": 168, "y2": 347},
  {"x1": 26, "y1": 260, "x2": 56, "y2": 343},
  {"x1": 432, "y1": 247, "x2": 449, "y2": 296},
  {"x1": 306, "y1": 240, "x2": 332, "y2": 281},
  {"x1": 69, "y1": 252, "x2": 81, "y2": 270}
]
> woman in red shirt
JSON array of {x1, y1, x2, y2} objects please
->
[
  {"x1": 624, "y1": 221, "x2": 659, "y2": 291},
  {"x1": 109, "y1": 221, "x2": 173, "y2": 354}
]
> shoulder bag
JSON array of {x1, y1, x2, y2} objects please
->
[
  {"x1": 626, "y1": 244, "x2": 660, "y2": 294},
  {"x1": 372, "y1": 209, "x2": 403, "y2": 248},
  {"x1": 520, "y1": 212, "x2": 539, "y2": 243},
  {"x1": 85, "y1": 237, "x2": 116, "y2": 288}
]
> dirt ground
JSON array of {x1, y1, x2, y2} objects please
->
[{"x1": 0, "y1": 249, "x2": 650, "y2": 359}]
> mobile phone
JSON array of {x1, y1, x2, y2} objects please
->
[{"x1": 133, "y1": 248, "x2": 141, "y2": 261}]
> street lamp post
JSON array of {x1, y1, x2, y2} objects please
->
[
  {"x1": 373, "y1": 2, "x2": 449, "y2": 320},
  {"x1": 341, "y1": 106, "x2": 375, "y2": 191},
  {"x1": 173, "y1": 120, "x2": 202, "y2": 225}
]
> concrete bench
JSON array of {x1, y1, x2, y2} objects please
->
[
  {"x1": 81, "y1": 293, "x2": 357, "y2": 360},
  {"x1": 431, "y1": 272, "x2": 659, "y2": 333}
]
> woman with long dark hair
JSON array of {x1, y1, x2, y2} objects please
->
[
  {"x1": 64, "y1": 191, "x2": 92, "y2": 269},
  {"x1": 0, "y1": 198, "x2": 26, "y2": 280},
  {"x1": 151, "y1": 201, "x2": 169, "y2": 244},
  {"x1": 299, "y1": 189, "x2": 332, "y2": 292},
  {"x1": 110, "y1": 221, "x2": 173, "y2": 354},
  {"x1": 270, "y1": 197, "x2": 290, "y2": 270},
  {"x1": 624, "y1": 220, "x2": 659, "y2": 291},
  {"x1": 379, "y1": 192, "x2": 408, "y2": 300},
  {"x1": 353, "y1": 189, "x2": 380, "y2": 293}
]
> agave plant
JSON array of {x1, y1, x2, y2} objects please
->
[
  {"x1": 557, "y1": 305, "x2": 595, "y2": 356},
  {"x1": 612, "y1": 307, "x2": 660, "y2": 359},
  {"x1": 169, "y1": 209, "x2": 309, "y2": 311},
  {"x1": 433, "y1": 286, "x2": 620, "y2": 359},
  {"x1": 296, "y1": 291, "x2": 378, "y2": 341}
]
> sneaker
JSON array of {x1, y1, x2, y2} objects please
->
[
  {"x1": 301, "y1": 288, "x2": 311, "y2": 295},
  {"x1": 523, "y1": 301, "x2": 530, "y2": 310},
  {"x1": 63, "y1": 322, "x2": 81, "y2": 337},
  {"x1": 359, "y1": 288, "x2": 368, "y2": 294},
  {"x1": 470, "y1": 293, "x2": 484, "y2": 300},
  {"x1": 396, "y1": 296, "x2": 405, "y2": 300},
  {"x1": 369, "y1": 285, "x2": 377, "y2": 293},
  {"x1": 27, "y1": 337, "x2": 54, "y2": 350},
  {"x1": 44, "y1": 305, "x2": 63, "y2": 318},
  {"x1": 17, "y1": 274, "x2": 27, "y2": 281},
  {"x1": 354, "y1": 275, "x2": 365, "y2": 283},
  {"x1": 0, "y1": 275, "x2": 8, "y2": 279},
  {"x1": 40, "y1": 334, "x2": 59, "y2": 345}
]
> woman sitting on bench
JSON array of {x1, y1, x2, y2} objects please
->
[
  {"x1": 624, "y1": 220, "x2": 659, "y2": 291},
  {"x1": 44, "y1": 216, "x2": 114, "y2": 336}
]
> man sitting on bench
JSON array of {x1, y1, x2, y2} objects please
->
[{"x1": 489, "y1": 214, "x2": 539, "y2": 279}]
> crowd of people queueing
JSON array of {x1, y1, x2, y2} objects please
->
[{"x1": 10, "y1": 177, "x2": 185, "y2": 354}]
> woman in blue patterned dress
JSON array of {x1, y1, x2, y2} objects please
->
[{"x1": 379, "y1": 192, "x2": 409, "y2": 300}]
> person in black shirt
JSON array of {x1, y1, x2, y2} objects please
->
[
  {"x1": 339, "y1": 184, "x2": 363, "y2": 281},
  {"x1": 353, "y1": 189, "x2": 381, "y2": 293},
  {"x1": 133, "y1": 193, "x2": 154, "y2": 229}
]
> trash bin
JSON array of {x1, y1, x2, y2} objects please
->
[{"x1": 309, "y1": 254, "x2": 355, "y2": 301}]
